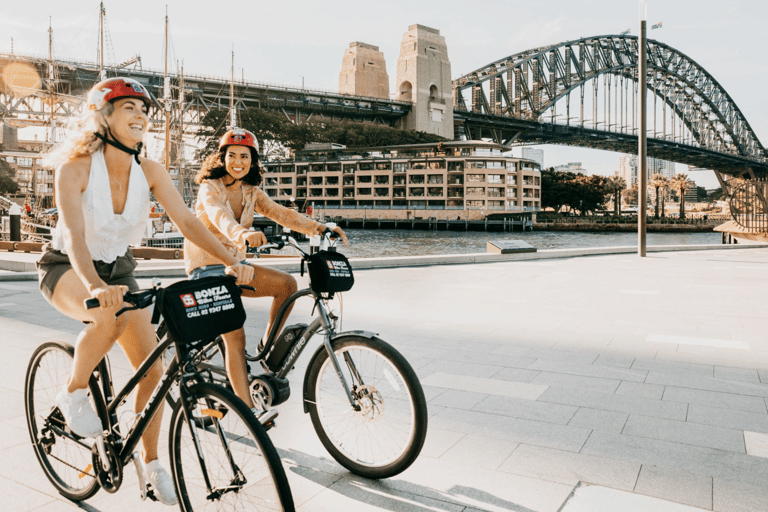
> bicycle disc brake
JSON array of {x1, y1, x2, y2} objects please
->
[
  {"x1": 353, "y1": 385, "x2": 384, "y2": 421},
  {"x1": 91, "y1": 441, "x2": 122, "y2": 493}
]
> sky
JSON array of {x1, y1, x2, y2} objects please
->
[{"x1": 2, "y1": 0, "x2": 767, "y2": 189}]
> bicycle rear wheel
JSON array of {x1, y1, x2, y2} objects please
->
[
  {"x1": 169, "y1": 382, "x2": 294, "y2": 511},
  {"x1": 24, "y1": 341, "x2": 100, "y2": 501},
  {"x1": 305, "y1": 336, "x2": 428, "y2": 479}
]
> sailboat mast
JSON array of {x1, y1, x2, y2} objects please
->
[
  {"x1": 164, "y1": 7, "x2": 170, "y2": 174},
  {"x1": 230, "y1": 48, "x2": 236, "y2": 128},
  {"x1": 178, "y1": 61, "x2": 185, "y2": 197},
  {"x1": 49, "y1": 17, "x2": 56, "y2": 207},
  {"x1": 98, "y1": 3, "x2": 105, "y2": 79}
]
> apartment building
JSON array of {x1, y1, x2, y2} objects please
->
[{"x1": 263, "y1": 141, "x2": 541, "y2": 220}]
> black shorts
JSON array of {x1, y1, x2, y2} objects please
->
[{"x1": 37, "y1": 246, "x2": 139, "y2": 303}]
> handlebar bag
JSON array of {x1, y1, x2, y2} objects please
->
[
  {"x1": 153, "y1": 275, "x2": 246, "y2": 344},
  {"x1": 306, "y1": 250, "x2": 354, "y2": 293}
]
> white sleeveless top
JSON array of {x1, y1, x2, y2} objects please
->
[{"x1": 53, "y1": 149, "x2": 150, "y2": 263}]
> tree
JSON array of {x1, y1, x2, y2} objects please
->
[
  {"x1": 669, "y1": 174, "x2": 691, "y2": 219},
  {"x1": 624, "y1": 183, "x2": 638, "y2": 206},
  {"x1": 540, "y1": 168, "x2": 608, "y2": 215},
  {"x1": 605, "y1": 174, "x2": 627, "y2": 217},
  {"x1": 0, "y1": 159, "x2": 19, "y2": 195},
  {"x1": 197, "y1": 107, "x2": 445, "y2": 160},
  {"x1": 648, "y1": 173, "x2": 668, "y2": 219},
  {"x1": 706, "y1": 187, "x2": 722, "y2": 201}
]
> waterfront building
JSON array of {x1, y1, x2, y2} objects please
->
[
  {"x1": 521, "y1": 147, "x2": 544, "y2": 168},
  {"x1": 0, "y1": 135, "x2": 54, "y2": 207},
  {"x1": 338, "y1": 42, "x2": 389, "y2": 100},
  {"x1": 619, "y1": 154, "x2": 676, "y2": 187},
  {"x1": 263, "y1": 141, "x2": 541, "y2": 220}
]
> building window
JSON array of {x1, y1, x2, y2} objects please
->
[
  {"x1": 427, "y1": 174, "x2": 443, "y2": 184},
  {"x1": 357, "y1": 188, "x2": 372, "y2": 195},
  {"x1": 468, "y1": 161, "x2": 486, "y2": 169},
  {"x1": 467, "y1": 200, "x2": 485, "y2": 208},
  {"x1": 428, "y1": 187, "x2": 443, "y2": 197},
  {"x1": 359, "y1": 163, "x2": 374, "y2": 171},
  {"x1": 409, "y1": 187, "x2": 424, "y2": 196},
  {"x1": 375, "y1": 188, "x2": 389, "y2": 197},
  {"x1": 506, "y1": 162, "x2": 517, "y2": 171},
  {"x1": 357, "y1": 175, "x2": 372, "y2": 183},
  {"x1": 506, "y1": 175, "x2": 517, "y2": 185},
  {"x1": 409, "y1": 175, "x2": 425, "y2": 184},
  {"x1": 487, "y1": 174, "x2": 503, "y2": 184},
  {"x1": 375, "y1": 175, "x2": 389, "y2": 184},
  {"x1": 376, "y1": 162, "x2": 391, "y2": 170},
  {"x1": 280, "y1": 177, "x2": 292, "y2": 184},
  {"x1": 488, "y1": 187, "x2": 504, "y2": 197},
  {"x1": 448, "y1": 161, "x2": 464, "y2": 171},
  {"x1": 467, "y1": 174, "x2": 485, "y2": 182},
  {"x1": 393, "y1": 162, "x2": 408, "y2": 173},
  {"x1": 342, "y1": 164, "x2": 356, "y2": 174},
  {"x1": 325, "y1": 176, "x2": 338, "y2": 185},
  {"x1": 466, "y1": 187, "x2": 485, "y2": 195},
  {"x1": 506, "y1": 188, "x2": 517, "y2": 198}
]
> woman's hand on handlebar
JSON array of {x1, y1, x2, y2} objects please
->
[
  {"x1": 225, "y1": 262, "x2": 254, "y2": 285},
  {"x1": 328, "y1": 226, "x2": 348, "y2": 245},
  {"x1": 87, "y1": 283, "x2": 129, "y2": 309},
  {"x1": 244, "y1": 230, "x2": 267, "y2": 248}
]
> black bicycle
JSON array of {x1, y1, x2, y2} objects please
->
[
  {"x1": 161, "y1": 229, "x2": 428, "y2": 479},
  {"x1": 24, "y1": 276, "x2": 295, "y2": 511}
]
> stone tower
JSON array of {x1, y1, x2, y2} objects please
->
[
  {"x1": 338, "y1": 42, "x2": 389, "y2": 99},
  {"x1": 395, "y1": 25, "x2": 454, "y2": 138}
]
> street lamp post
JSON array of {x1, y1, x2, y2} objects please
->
[{"x1": 638, "y1": 1, "x2": 648, "y2": 257}]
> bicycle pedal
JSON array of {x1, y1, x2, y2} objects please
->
[
  {"x1": 254, "y1": 408, "x2": 278, "y2": 427},
  {"x1": 146, "y1": 488, "x2": 158, "y2": 502}
]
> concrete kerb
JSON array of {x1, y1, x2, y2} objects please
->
[{"x1": 0, "y1": 242, "x2": 765, "y2": 281}]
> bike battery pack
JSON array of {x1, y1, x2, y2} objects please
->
[{"x1": 265, "y1": 323, "x2": 308, "y2": 372}]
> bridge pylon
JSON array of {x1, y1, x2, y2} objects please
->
[{"x1": 395, "y1": 25, "x2": 454, "y2": 139}]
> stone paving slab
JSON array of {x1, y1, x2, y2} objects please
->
[{"x1": 2, "y1": 246, "x2": 768, "y2": 511}]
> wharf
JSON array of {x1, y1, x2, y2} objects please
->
[{"x1": 1, "y1": 245, "x2": 768, "y2": 511}]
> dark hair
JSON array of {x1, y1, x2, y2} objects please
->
[{"x1": 194, "y1": 146, "x2": 262, "y2": 186}]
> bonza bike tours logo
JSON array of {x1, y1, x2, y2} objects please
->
[{"x1": 180, "y1": 293, "x2": 197, "y2": 307}]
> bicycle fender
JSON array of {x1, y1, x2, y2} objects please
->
[{"x1": 302, "y1": 331, "x2": 378, "y2": 414}]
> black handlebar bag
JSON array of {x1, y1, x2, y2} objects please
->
[
  {"x1": 153, "y1": 275, "x2": 246, "y2": 351},
  {"x1": 306, "y1": 250, "x2": 354, "y2": 294}
]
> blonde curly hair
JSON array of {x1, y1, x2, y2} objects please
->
[{"x1": 43, "y1": 102, "x2": 114, "y2": 169}]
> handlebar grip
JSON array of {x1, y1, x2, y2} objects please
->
[{"x1": 85, "y1": 298, "x2": 100, "y2": 309}]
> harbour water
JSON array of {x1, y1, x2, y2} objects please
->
[{"x1": 333, "y1": 229, "x2": 722, "y2": 258}]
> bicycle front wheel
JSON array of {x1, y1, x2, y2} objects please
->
[
  {"x1": 169, "y1": 383, "x2": 294, "y2": 512},
  {"x1": 24, "y1": 341, "x2": 100, "y2": 501},
  {"x1": 305, "y1": 336, "x2": 428, "y2": 479}
]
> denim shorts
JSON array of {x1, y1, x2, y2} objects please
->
[{"x1": 187, "y1": 264, "x2": 227, "y2": 281}]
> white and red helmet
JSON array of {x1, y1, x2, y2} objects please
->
[
  {"x1": 219, "y1": 128, "x2": 259, "y2": 154},
  {"x1": 86, "y1": 77, "x2": 153, "y2": 111}
]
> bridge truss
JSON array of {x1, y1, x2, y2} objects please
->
[{"x1": 452, "y1": 35, "x2": 768, "y2": 178}]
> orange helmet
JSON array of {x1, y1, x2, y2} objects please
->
[
  {"x1": 87, "y1": 77, "x2": 153, "y2": 111},
  {"x1": 219, "y1": 128, "x2": 259, "y2": 154}
]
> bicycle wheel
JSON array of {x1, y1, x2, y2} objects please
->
[
  {"x1": 305, "y1": 336, "x2": 428, "y2": 479},
  {"x1": 169, "y1": 382, "x2": 294, "y2": 511},
  {"x1": 24, "y1": 341, "x2": 100, "y2": 501}
]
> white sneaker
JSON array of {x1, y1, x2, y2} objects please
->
[
  {"x1": 141, "y1": 459, "x2": 178, "y2": 506},
  {"x1": 55, "y1": 387, "x2": 102, "y2": 438}
]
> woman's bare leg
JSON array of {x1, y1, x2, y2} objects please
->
[
  {"x1": 242, "y1": 265, "x2": 298, "y2": 343},
  {"x1": 220, "y1": 328, "x2": 252, "y2": 408}
]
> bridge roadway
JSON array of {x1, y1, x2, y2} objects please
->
[{"x1": 1, "y1": 243, "x2": 767, "y2": 511}]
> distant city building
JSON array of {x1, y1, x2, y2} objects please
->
[
  {"x1": 521, "y1": 147, "x2": 544, "y2": 168},
  {"x1": 0, "y1": 135, "x2": 54, "y2": 207},
  {"x1": 263, "y1": 141, "x2": 541, "y2": 219},
  {"x1": 619, "y1": 155, "x2": 676, "y2": 187},
  {"x1": 338, "y1": 42, "x2": 389, "y2": 100},
  {"x1": 553, "y1": 162, "x2": 586, "y2": 173}
]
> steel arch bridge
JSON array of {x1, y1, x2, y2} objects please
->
[{"x1": 452, "y1": 35, "x2": 768, "y2": 179}]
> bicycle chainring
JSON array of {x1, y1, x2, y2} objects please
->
[{"x1": 91, "y1": 440, "x2": 123, "y2": 493}]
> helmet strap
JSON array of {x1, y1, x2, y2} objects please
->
[{"x1": 94, "y1": 128, "x2": 143, "y2": 164}]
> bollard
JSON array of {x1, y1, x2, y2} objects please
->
[{"x1": 9, "y1": 204, "x2": 21, "y2": 242}]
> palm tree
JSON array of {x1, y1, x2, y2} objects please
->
[
  {"x1": 605, "y1": 174, "x2": 627, "y2": 217},
  {"x1": 669, "y1": 174, "x2": 691, "y2": 220},
  {"x1": 648, "y1": 173, "x2": 668, "y2": 219}
]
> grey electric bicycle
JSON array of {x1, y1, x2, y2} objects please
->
[
  {"x1": 24, "y1": 278, "x2": 295, "y2": 511},
  {"x1": 161, "y1": 230, "x2": 428, "y2": 479}
]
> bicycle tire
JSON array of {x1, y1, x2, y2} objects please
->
[
  {"x1": 168, "y1": 382, "x2": 294, "y2": 511},
  {"x1": 305, "y1": 336, "x2": 428, "y2": 479},
  {"x1": 24, "y1": 341, "x2": 101, "y2": 501}
]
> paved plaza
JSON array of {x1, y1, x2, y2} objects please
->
[{"x1": 1, "y1": 245, "x2": 767, "y2": 511}]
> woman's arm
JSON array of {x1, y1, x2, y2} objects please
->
[
  {"x1": 142, "y1": 160, "x2": 253, "y2": 281},
  {"x1": 55, "y1": 158, "x2": 125, "y2": 307},
  {"x1": 196, "y1": 181, "x2": 251, "y2": 245},
  {"x1": 253, "y1": 188, "x2": 348, "y2": 243}
]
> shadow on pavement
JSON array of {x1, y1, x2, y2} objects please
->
[{"x1": 283, "y1": 448, "x2": 537, "y2": 512}]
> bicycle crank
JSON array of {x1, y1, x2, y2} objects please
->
[{"x1": 91, "y1": 440, "x2": 122, "y2": 493}]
